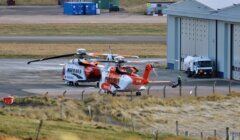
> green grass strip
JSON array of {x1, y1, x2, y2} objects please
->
[{"x1": 0, "y1": 23, "x2": 166, "y2": 36}]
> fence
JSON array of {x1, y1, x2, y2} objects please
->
[
  {"x1": 152, "y1": 121, "x2": 240, "y2": 140},
  {"x1": 2, "y1": 79, "x2": 240, "y2": 140},
  {"x1": 146, "y1": 79, "x2": 240, "y2": 98},
  {"x1": 14, "y1": 117, "x2": 240, "y2": 140},
  {"x1": 37, "y1": 86, "x2": 240, "y2": 138}
]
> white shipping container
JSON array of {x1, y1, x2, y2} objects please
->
[
  {"x1": 151, "y1": 3, "x2": 157, "y2": 8},
  {"x1": 96, "y1": 9, "x2": 100, "y2": 14}
]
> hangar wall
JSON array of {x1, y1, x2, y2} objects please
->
[
  {"x1": 167, "y1": 15, "x2": 180, "y2": 70},
  {"x1": 216, "y1": 21, "x2": 230, "y2": 79},
  {"x1": 232, "y1": 24, "x2": 240, "y2": 80},
  {"x1": 167, "y1": 16, "x2": 217, "y2": 72},
  {"x1": 217, "y1": 21, "x2": 240, "y2": 80},
  {"x1": 164, "y1": 0, "x2": 240, "y2": 80}
]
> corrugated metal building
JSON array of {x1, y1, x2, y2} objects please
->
[{"x1": 163, "y1": 0, "x2": 240, "y2": 80}]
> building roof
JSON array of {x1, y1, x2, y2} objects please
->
[
  {"x1": 195, "y1": 0, "x2": 240, "y2": 10},
  {"x1": 213, "y1": 4, "x2": 240, "y2": 22},
  {"x1": 163, "y1": 0, "x2": 240, "y2": 22}
]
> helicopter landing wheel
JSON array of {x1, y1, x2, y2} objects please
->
[
  {"x1": 74, "y1": 82, "x2": 79, "y2": 86},
  {"x1": 68, "y1": 81, "x2": 74, "y2": 86},
  {"x1": 96, "y1": 82, "x2": 99, "y2": 88},
  {"x1": 107, "y1": 91, "x2": 111, "y2": 95},
  {"x1": 112, "y1": 92, "x2": 116, "y2": 96},
  {"x1": 136, "y1": 91, "x2": 141, "y2": 96}
]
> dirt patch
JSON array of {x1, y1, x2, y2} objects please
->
[{"x1": 0, "y1": 135, "x2": 20, "y2": 140}]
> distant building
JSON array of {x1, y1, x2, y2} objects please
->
[
  {"x1": 146, "y1": 1, "x2": 175, "y2": 16},
  {"x1": 93, "y1": 0, "x2": 119, "y2": 9},
  {"x1": 163, "y1": 0, "x2": 240, "y2": 80}
]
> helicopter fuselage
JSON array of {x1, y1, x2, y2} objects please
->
[
  {"x1": 63, "y1": 58, "x2": 101, "y2": 85},
  {"x1": 99, "y1": 65, "x2": 150, "y2": 93}
]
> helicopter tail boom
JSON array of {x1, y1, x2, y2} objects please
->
[{"x1": 143, "y1": 64, "x2": 153, "y2": 81}]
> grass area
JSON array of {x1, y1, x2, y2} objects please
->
[
  {"x1": 121, "y1": 0, "x2": 158, "y2": 13},
  {"x1": 0, "y1": 94, "x2": 211, "y2": 140},
  {"x1": 0, "y1": 116, "x2": 152, "y2": 140},
  {"x1": 15, "y1": 0, "x2": 57, "y2": 5},
  {"x1": 0, "y1": 43, "x2": 166, "y2": 58},
  {"x1": 2, "y1": 94, "x2": 230, "y2": 123},
  {"x1": 121, "y1": 0, "x2": 176, "y2": 13},
  {"x1": 1, "y1": 93, "x2": 239, "y2": 139},
  {"x1": 0, "y1": 24, "x2": 166, "y2": 36}
]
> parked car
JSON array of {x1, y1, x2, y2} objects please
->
[
  {"x1": 7, "y1": 0, "x2": 15, "y2": 5},
  {"x1": 109, "y1": 5, "x2": 119, "y2": 12}
]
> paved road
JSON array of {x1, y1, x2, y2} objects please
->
[
  {"x1": 0, "y1": 6, "x2": 166, "y2": 24},
  {"x1": 0, "y1": 6, "x2": 63, "y2": 15},
  {"x1": 0, "y1": 36, "x2": 165, "y2": 43},
  {"x1": 0, "y1": 59, "x2": 239, "y2": 98}
]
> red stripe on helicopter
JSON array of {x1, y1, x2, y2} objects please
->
[
  {"x1": 131, "y1": 76, "x2": 149, "y2": 85},
  {"x1": 101, "y1": 82, "x2": 111, "y2": 91}
]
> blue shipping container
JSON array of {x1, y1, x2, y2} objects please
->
[
  {"x1": 64, "y1": 2, "x2": 84, "y2": 15},
  {"x1": 84, "y1": 2, "x2": 97, "y2": 15}
]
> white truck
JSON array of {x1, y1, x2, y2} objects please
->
[{"x1": 183, "y1": 56, "x2": 214, "y2": 78}]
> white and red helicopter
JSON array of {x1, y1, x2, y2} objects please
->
[
  {"x1": 98, "y1": 59, "x2": 181, "y2": 96},
  {"x1": 27, "y1": 49, "x2": 102, "y2": 86},
  {"x1": 27, "y1": 48, "x2": 138, "y2": 87}
]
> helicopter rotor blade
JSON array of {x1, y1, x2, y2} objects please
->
[
  {"x1": 97, "y1": 60, "x2": 116, "y2": 63},
  {"x1": 119, "y1": 55, "x2": 139, "y2": 58},
  {"x1": 98, "y1": 59, "x2": 154, "y2": 64},
  {"x1": 152, "y1": 67, "x2": 160, "y2": 80},
  {"x1": 86, "y1": 52, "x2": 103, "y2": 57},
  {"x1": 27, "y1": 53, "x2": 76, "y2": 64},
  {"x1": 87, "y1": 52, "x2": 139, "y2": 60}
]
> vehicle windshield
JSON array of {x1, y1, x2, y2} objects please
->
[{"x1": 197, "y1": 61, "x2": 212, "y2": 67}]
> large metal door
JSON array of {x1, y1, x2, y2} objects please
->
[
  {"x1": 181, "y1": 18, "x2": 196, "y2": 70},
  {"x1": 180, "y1": 17, "x2": 209, "y2": 70},
  {"x1": 181, "y1": 18, "x2": 195, "y2": 59},
  {"x1": 232, "y1": 24, "x2": 240, "y2": 80},
  {"x1": 195, "y1": 19, "x2": 209, "y2": 56}
]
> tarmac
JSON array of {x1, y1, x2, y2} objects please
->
[
  {"x1": 0, "y1": 59, "x2": 239, "y2": 98},
  {"x1": 0, "y1": 6, "x2": 239, "y2": 98}
]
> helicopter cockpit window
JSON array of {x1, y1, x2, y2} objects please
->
[
  {"x1": 67, "y1": 68, "x2": 72, "y2": 73},
  {"x1": 116, "y1": 67, "x2": 128, "y2": 74}
]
